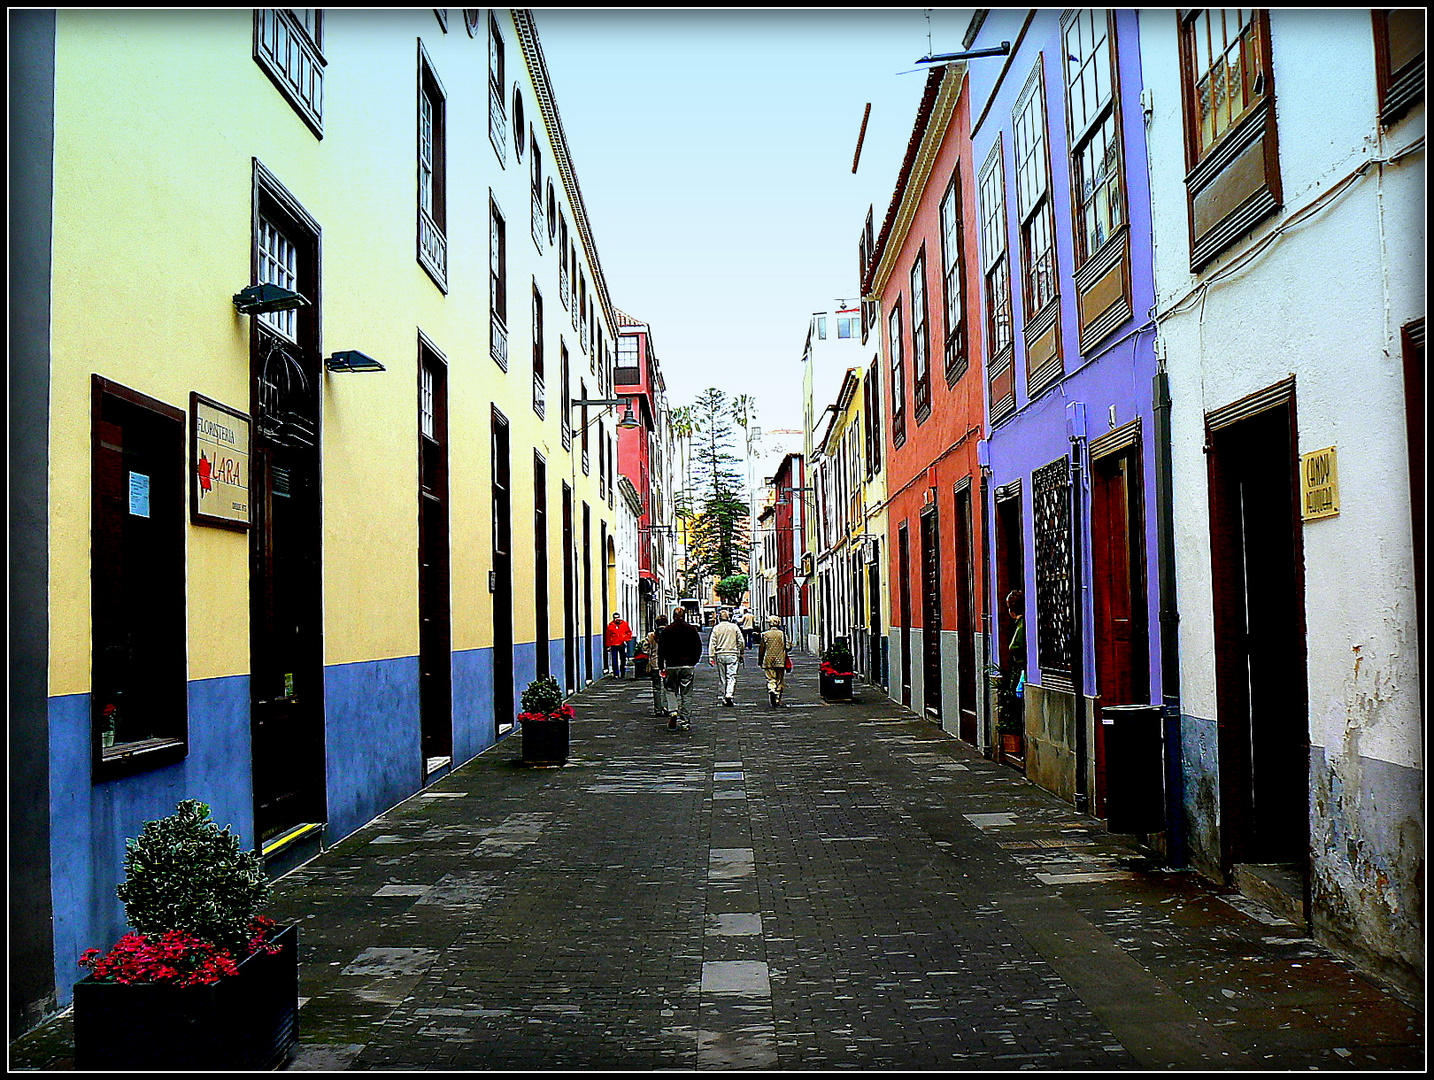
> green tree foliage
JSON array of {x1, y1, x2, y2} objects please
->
[
  {"x1": 684, "y1": 388, "x2": 750, "y2": 585},
  {"x1": 716, "y1": 574, "x2": 750, "y2": 605},
  {"x1": 114, "y1": 800, "x2": 270, "y2": 952}
]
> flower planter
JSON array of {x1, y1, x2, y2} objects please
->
[
  {"x1": 73, "y1": 923, "x2": 298, "y2": 1071},
  {"x1": 521, "y1": 717, "x2": 570, "y2": 764},
  {"x1": 1000, "y1": 732, "x2": 1024, "y2": 757},
  {"x1": 819, "y1": 671, "x2": 854, "y2": 701}
]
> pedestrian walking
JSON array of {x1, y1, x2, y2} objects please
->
[
  {"x1": 658, "y1": 607, "x2": 702, "y2": 731},
  {"x1": 759, "y1": 615, "x2": 791, "y2": 708},
  {"x1": 604, "y1": 611, "x2": 633, "y2": 678},
  {"x1": 740, "y1": 608, "x2": 757, "y2": 648},
  {"x1": 708, "y1": 608, "x2": 744, "y2": 707},
  {"x1": 643, "y1": 617, "x2": 669, "y2": 716}
]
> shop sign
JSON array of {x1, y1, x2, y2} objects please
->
[
  {"x1": 191, "y1": 393, "x2": 251, "y2": 528},
  {"x1": 1300, "y1": 445, "x2": 1339, "y2": 522}
]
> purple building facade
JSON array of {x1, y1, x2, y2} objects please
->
[{"x1": 966, "y1": 9, "x2": 1172, "y2": 842}]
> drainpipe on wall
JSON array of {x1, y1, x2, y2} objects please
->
[
  {"x1": 1152, "y1": 362, "x2": 1188, "y2": 867},
  {"x1": 1067, "y1": 403, "x2": 1089, "y2": 816}
]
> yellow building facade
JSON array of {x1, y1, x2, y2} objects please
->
[
  {"x1": 13, "y1": 8, "x2": 623, "y2": 1019},
  {"x1": 811, "y1": 365, "x2": 890, "y2": 686}
]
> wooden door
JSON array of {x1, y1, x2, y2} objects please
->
[
  {"x1": 562, "y1": 483, "x2": 576, "y2": 694},
  {"x1": 921, "y1": 506, "x2": 943, "y2": 721},
  {"x1": 533, "y1": 454, "x2": 550, "y2": 679},
  {"x1": 954, "y1": 485, "x2": 978, "y2": 743},
  {"x1": 1208, "y1": 401, "x2": 1307, "y2": 868},
  {"x1": 419, "y1": 349, "x2": 452, "y2": 768},
  {"x1": 491, "y1": 409, "x2": 514, "y2": 733},
  {"x1": 1091, "y1": 445, "x2": 1148, "y2": 817}
]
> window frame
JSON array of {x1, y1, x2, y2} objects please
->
[
  {"x1": 911, "y1": 248, "x2": 932, "y2": 421},
  {"x1": 888, "y1": 300, "x2": 906, "y2": 447},
  {"x1": 1177, "y1": 8, "x2": 1282, "y2": 271},
  {"x1": 417, "y1": 43, "x2": 448, "y2": 292},
  {"x1": 939, "y1": 170, "x2": 968, "y2": 384},
  {"x1": 488, "y1": 13, "x2": 507, "y2": 165},
  {"x1": 1064, "y1": 9, "x2": 1127, "y2": 269},
  {"x1": 530, "y1": 128, "x2": 544, "y2": 250},
  {"x1": 90, "y1": 375, "x2": 189, "y2": 780},
  {"x1": 1013, "y1": 61, "x2": 1058, "y2": 321},
  {"x1": 532, "y1": 281, "x2": 546, "y2": 418},
  {"x1": 979, "y1": 137, "x2": 1016, "y2": 421},
  {"x1": 1372, "y1": 8, "x2": 1425, "y2": 125},
  {"x1": 490, "y1": 197, "x2": 508, "y2": 370},
  {"x1": 253, "y1": 9, "x2": 325, "y2": 138}
]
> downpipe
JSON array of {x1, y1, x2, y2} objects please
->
[
  {"x1": 1153, "y1": 367, "x2": 1188, "y2": 867},
  {"x1": 1068, "y1": 404, "x2": 1089, "y2": 816}
]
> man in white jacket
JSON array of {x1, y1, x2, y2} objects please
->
[{"x1": 708, "y1": 609, "x2": 745, "y2": 707}]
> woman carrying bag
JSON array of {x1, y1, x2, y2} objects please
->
[{"x1": 758, "y1": 615, "x2": 791, "y2": 709}]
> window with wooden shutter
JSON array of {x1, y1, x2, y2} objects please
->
[
  {"x1": 889, "y1": 301, "x2": 906, "y2": 447},
  {"x1": 254, "y1": 9, "x2": 325, "y2": 137},
  {"x1": 530, "y1": 134, "x2": 544, "y2": 250},
  {"x1": 1373, "y1": 9, "x2": 1425, "y2": 125},
  {"x1": 979, "y1": 138, "x2": 1015, "y2": 421},
  {"x1": 1065, "y1": 9, "x2": 1133, "y2": 353},
  {"x1": 1178, "y1": 9, "x2": 1281, "y2": 271},
  {"x1": 417, "y1": 45, "x2": 447, "y2": 291},
  {"x1": 488, "y1": 13, "x2": 507, "y2": 165},
  {"x1": 911, "y1": 249, "x2": 932, "y2": 421},
  {"x1": 533, "y1": 283, "x2": 546, "y2": 418},
  {"x1": 939, "y1": 172, "x2": 968, "y2": 383},
  {"x1": 490, "y1": 199, "x2": 508, "y2": 370},
  {"x1": 1013, "y1": 61, "x2": 1063, "y2": 396}
]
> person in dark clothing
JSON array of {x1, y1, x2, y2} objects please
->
[
  {"x1": 657, "y1": 607, "x2": 703, "y2": 731},
  {"x1": 643, "y1": 616, "x2": 669, "y2": 716}
]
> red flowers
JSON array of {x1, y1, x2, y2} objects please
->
[
  {"x1": 819, "y1": 662, "x2": 853, "y2": 677},
  {"x1": 79, "y1": 917, "x2": 280, "y2": 987},
  {"x1": 518, "y1": 705, "x2": 574, "y2": 724}
]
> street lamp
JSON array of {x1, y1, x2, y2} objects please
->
[{"x1": 571, "y1": 395, "x2": 641, "y2": 430}]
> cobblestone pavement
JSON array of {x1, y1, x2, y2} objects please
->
[{"x1": 11, "y1": 657, "x2": 1424, "y2": 1071}]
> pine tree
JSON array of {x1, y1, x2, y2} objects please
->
[{"x1": 684, "y1": 388, "x2": 750, "y2": 590}]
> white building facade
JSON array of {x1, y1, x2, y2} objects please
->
[{"x1": 1140, "y1": 8, "x2": 1424, "y2": 990}]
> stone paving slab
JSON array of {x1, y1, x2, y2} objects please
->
[{"x1": 9, "y1": 655, "x2": 1425, "y2": 1071}]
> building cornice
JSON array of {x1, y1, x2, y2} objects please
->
[
  {"x1": 512, "y1": 9, "x2": 617, "y2": 332},
  {"x1": 867, "y1": 62, "x2": 966, "y2": 298}
]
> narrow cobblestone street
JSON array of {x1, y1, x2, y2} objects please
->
[{"x1": 12, "y1": 657, "x2": 1422, "y2": 1071}]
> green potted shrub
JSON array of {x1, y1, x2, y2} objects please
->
[
  {"x1": 819, "y1": 638, "x2": 855, "y2": 701},
  {"x1": 519, "y1": 675, "x2": 573, "y2": 765},
  {"x1": 72, "y1": 800, "x2": 298, "y2": 1070}
]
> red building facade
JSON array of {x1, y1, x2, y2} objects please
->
[
  {"x1": 770, "y1": 451, "x2": 809, "y2": 643},
  {"x1": 863, "y1": 62, "x2": 990, "y2": 750},
  {"x1": 614, "y1": 314, "x2": 670, "y2": 632}
]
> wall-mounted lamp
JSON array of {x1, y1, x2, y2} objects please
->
[
  {"x1": 325, "y1": 350, "x2": 386, "y2": 373},
  {"x1": 572, "y1": 396, "x2": 641, "y2": 429},
  {"x1": 916, "y1": 41, "x2": 1011, "y2": 64},
  {"x1": 233, "y1": 283, "x2": 309, "y2": 315}
]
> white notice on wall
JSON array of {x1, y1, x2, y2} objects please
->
[{"x1": 128, "y1": 472, "x2": 151, "y2": 518}]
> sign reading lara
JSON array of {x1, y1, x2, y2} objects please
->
[
  {"x1": 1300, "y1": 445, "x2": 1340, "y2": 522},
  {"x1": 191, "y1": 393, "x2": 251, "y2": 528}
]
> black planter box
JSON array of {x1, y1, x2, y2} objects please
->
[
  {"x1": 521, "y1": 717, "x2": 570, "y2": 763},
  {"x1": 73, "y1": 922, "x2": 298, "y2": 1071},
  {"x1": 820, "y1": 672, "x2": 854, "y2": 700}
]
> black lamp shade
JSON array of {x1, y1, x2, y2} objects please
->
[
  {"x1": 325, "y1": 350, "x2": 386, "y2": 373},
  {"x1": 233, "y1": 283, "x2": 309, "y2": 314}
]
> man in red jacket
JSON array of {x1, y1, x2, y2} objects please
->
[{"x1": 604, "y1": 612, "x2": 633, "y2": 678}]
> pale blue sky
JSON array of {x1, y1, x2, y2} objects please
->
[{"x1": 534, "y1": 8, "x2": 976, "y2": 456}]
